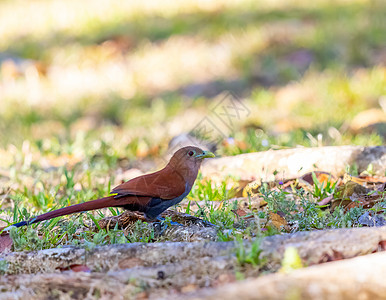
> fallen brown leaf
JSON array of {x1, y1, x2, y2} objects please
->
[
  {"x1": 318, "y1": 195, "x2": 333, "y2": 206},
  {"x1": 242, "y1": 180, "x2": 262, "y2": 197},
  {"x1": 330, "y1": 181, "x2": 373, "y2": 211},
  {"x1": 0, "y1": 233, "x2": 12, "y2": 253},
  {"x1": 231, "y1": 209, "x2": 247, "y2": 217},
  {"x1": 318, "y1": 249, "x2": 345, "y2": 263},
  {"x1": 300, "y1": 171, "x2": 335, "y2": 187},
  {"x1": 378, "y1": 241, "x2": 386, "y2": 252},
  {"x1": 268, "y1": 212, "x2": 289, "y2": 231},
  {"x1": 57, "y1": 264, "x2": 91, "y2": 273},
  {"x1": 357, "y1": 176, "x2": 386, "y2": 184}
]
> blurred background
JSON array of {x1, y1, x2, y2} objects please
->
[{"x1": 0, "y1": 0, "x2": 385, "y2": 180}]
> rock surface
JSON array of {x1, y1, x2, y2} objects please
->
[{"x1": 201, "y1": 146, "x2": 386, "y2": 181}]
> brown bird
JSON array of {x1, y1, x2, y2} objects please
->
[{"x1": 6, "y1": 146, "x2": 214, "y2": 229}]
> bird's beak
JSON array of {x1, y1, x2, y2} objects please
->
[{"x1": 196, "y1": 151, "x2": 215, "y2": 159}]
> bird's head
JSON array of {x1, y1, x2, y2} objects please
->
[{"x1": 168, "y1": 146, "x2": 215, "y2": 182}]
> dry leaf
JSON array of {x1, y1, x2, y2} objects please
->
[
  {"x1": 318, "y1": 195, "x2": 333, "y2": 205},
  {"x1": 57, "y1": 264, "x2": 91, "y2": 272},
  {"x1": 232, "y1": 180, "x2": 252, "y2": 198},
  {"x1": 217, "y1": 200, "x2": 225, "y2": 211},
  {"x1": 343, "y1": 174, "x2": 368, "y2": 186},
  {"x1": 330, "y1": 181, "x2": 373, "y2": 211},
  {"x1": 345, "y1": 194, "x2": 382, "y2": 210},
  {"x1": 231, "y1": 209, "x2": 247, "y2": 217},
  {"x1": 378, "y1": 241, "x2": 386, "y2": 252},
  {"x1": 357, "y1": 176, "x2": 386, "y2": 184},
  {"x1": 0, "y1": 233, "x2": 13, "y2": 253},
  {"x1": 242, "y1": 180, "x2": 262, "y2": 197},
  {"x1": 377, "y1": 182, "x2": 386, "y2": 192},
  {"x1": 268, "y1": 212, "x2": 288, "y2": 231},
  {"x1": 299, "y1": 171, "x2": 335, "y2": 188},
  {"x1": 318, "y1": 249, "x2": 344, "y2": 263}
]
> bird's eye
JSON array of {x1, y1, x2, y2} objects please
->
[{"x1": 187, "y1": 150, "x2": 195, "y2": 157}]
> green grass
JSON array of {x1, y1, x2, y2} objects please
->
[
  {"x1": 1, "y1": 167, "x2": 385, "y2": 251},
  {"x1": 236, "y1": 237, "x2": 265, "y2": 267}
]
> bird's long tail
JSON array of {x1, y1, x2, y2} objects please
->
[{"x1": 5, "y1": 196, "x2": 125, "y2": 230}]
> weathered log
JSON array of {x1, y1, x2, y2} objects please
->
[
  {"x1": 0, "y1": 240, "x2": 236, "y2": 275},
  {"x1": 201, "y1": 146, "x2": 386, "y2": 181},
  {"x1": 180, "y1": 251, "x2": 386, "y2": 300},
  {"x1": 1, "y1": 226, "x2": 386, "y2": 299},
  {"x1": 0, "y1": 256, "x2": 236, "y2": 300},
  {"x1": 1, "y1": 226, "x2": 386, "y2": 275}
]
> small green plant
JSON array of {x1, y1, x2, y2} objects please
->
[
  {"x1": 126, "y1": 221, "x2": 156, "y2": 243},
  {"x1": 64, "y1": 168, "x2": 76, "y2": 190},
  {"x1": 346, "y1": 164, "x2": 359, "y2": 176},
  {"x1": 185, "y1": 200, "x2": 191, "y2": 215},
  {"x1": 370, "y1": 200, "x2": 386, "y2": 214},
  {"x1": 162, "y1": 216, "x2": 173, "y2": 227},
  {"x1": 292, "y1": 200, "x2": 328, "y2": 231},
  {"x1": 10, "y1": 226, "x2": 45, "y2": 251},
  {"x1": 81, "y1": 228, "x2": 127, "y2": 250},
  {"x1": 217, "y1": 229, "x2": 235, "y2": 242},
  {"x1": 0, "y1": 260, "x2": 8, "y2": 275},
  {"x1": 362, "y1": 163, "x2": 375, "y2": 176},
  {"x1": 291, "y1": 191, "x2": 365, "y2": 231},
  {"x1": 311, "y1": 172, "x2": 337, "y2": 199},
  {"x1": 327, "y1": 207, "x2": 364, "y2": 228},
  {"x1": 235, "y1": 237, "x2": 265, "y2": 267},
  {"x1": 195, "y1": 200, "x2": 235, "y2": 229},
  {"x1": 260, "y1": 182, "x2": 297, "y2": 215}
]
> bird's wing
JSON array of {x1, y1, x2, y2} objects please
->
[{"x1": 111, "y1": 166, "x2": 186, "y2": 200}]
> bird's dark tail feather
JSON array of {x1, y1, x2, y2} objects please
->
[
  {"x1": 11, "y1": 220, "x2": 29, "y2": 228},
  {"x1": 5, "y1": 196, "x2": 124, "y2": 230}
]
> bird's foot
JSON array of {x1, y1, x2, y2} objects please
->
[
  {"x1": 202, "y1": 219, "x2": 216, "y2": 227},
  {"x1": 156, "y1": 216, "x2": 184, "y2": 227},
  {"x1": 151, "y1": 217, "x2": 183, "y2": 236}
]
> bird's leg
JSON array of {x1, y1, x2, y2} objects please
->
[
  {"x1": 149, "y1": 216, "x2": 183, "y2": 236},
  {"x1": 144, "y1": 213, "x2": 184, "y2": 226}
]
